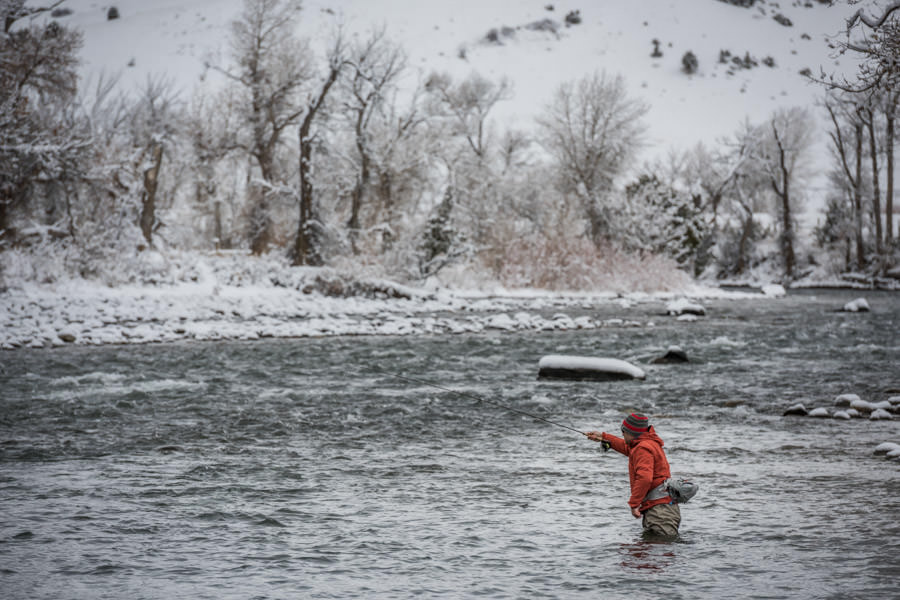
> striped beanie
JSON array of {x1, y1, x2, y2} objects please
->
[{"x1": 621, "y1": 413, "x2": 650, "y2": 435}]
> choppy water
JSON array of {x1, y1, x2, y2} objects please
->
[{"x1": 2, "y1": 290, "x2": 899, "y2": 599}]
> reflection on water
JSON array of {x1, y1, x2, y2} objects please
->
[
  {"x1": 619, "y1": 541, "x2": 677, "y2": 572},
  {"x1": 1, "y1": 290, "x2": 899, "y2": 598}
]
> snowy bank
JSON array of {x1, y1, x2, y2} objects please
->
[{"x1": 0, "y1": 254, "x2": 803, "y2": 350}]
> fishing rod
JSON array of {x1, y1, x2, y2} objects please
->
[{"x1": 376, "y1": 368, "x2": 587, "y2": 436}]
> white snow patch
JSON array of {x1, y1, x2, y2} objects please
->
[{"x1": 761, "y1": 284, "x2": 786, "y2": 298}]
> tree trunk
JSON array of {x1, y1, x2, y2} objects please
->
[
  {"x1": 771, "y1": 124, "x2": 795, "y2": 281},
  {"x1": 886, "y1": 107, "x2": 895, "y2": 244},
  {"x1": 853, "y1": 122, "x2": 865, "y2": 268},
  {"x1": 140, "y1": 142, "x2": 164, "y2": 246},
  {"x1": 865, "y1": 109, "x2": 883, "y2": 255},
  {"x1": 736, "y1": 209, "x2": 753, "y2": 274},
  {"x1": 291, "y1": 60, "x2": 342, "y2": 266}
]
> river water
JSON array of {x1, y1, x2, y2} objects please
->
[{"x1": 2, "y1": 289, "x2": 899, "y2": 599}]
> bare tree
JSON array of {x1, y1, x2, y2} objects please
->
[
  {"x1": 857, "y1": 99, "x2": 883, "y2": 255},
  {"x1": 538, "y1": 71, "x2": 647, "y2": 245},
  {"x1": 292, "y1": 31, "x2": 347, "y2": 266},
  {"x1": 340, "y1": 28, "x2": 406, "y2": 253},
  {"x1": 825, "y1": 94, "x2": 867, "y2": 269},
  {"x1": 217, "y1": 0, "x2": 313, "y2": 254},
  {"x1": 827, "y1": 2, "x2": 899, "y2": 247},
  {"x1": 425, "y1": 71, "x2": 511, "y2": 163},
  {"x1": 753, "y1": 107, "x2": 814, "y2": 281},
  {"x1": 128, "y1": 77, "x2": 181, "y2": 246}
]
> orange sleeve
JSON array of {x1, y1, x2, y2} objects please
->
[
  {"x1": 600, "y1": 432, "x2": 628, "y2": 456},
  {"x1": 628, "y1": 446, "x2": 655, "y2": 508}
]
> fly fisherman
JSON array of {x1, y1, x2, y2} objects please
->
[{"x1": 586, "y1": 413, "x2": 680, "y2": 538}]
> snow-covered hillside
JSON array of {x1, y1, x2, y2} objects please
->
[{"x1": 41, "y1": 0, "x2": 858, "y2": 205}]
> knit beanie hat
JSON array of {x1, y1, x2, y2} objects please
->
[{"x1": 621, "y1": 413, "x2": 650, "y2": 435}]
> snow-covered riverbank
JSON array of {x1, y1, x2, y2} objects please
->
[{"x1": 1, "y1": 253, "x2": 776, "y2": 350}]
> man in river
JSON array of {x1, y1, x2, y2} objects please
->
[{"x1": 586, "y1": 413, "x2": 680, "y2": 538}]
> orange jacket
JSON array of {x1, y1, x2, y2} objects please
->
[{"x1": 601, "y1": 426, "x2": 672, "y2": 512}]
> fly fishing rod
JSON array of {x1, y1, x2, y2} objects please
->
[{"x1": 376, "y1": 368, "x2": 587, "y2": 436}]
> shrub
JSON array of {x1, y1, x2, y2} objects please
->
[
  {"x1": 564, "y1": 10, "x2": 581, "y2": 26},
  {"x1": 651, "y1": 39, "x2": 663, "y2": 58},
  {"x1": 773, "y1": 13, "x2": 793, "y2": 27},
  {"x1": 682, "y1": 50, "x2": 698, "y2": 74},
  {"x1": 107, "y1": 6, "x2": 120, "y2": 20},
  {"x1": 51, "y1": 8, "x2": 73, "y2": 17}
]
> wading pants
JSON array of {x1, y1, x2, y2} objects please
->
[{"x1": 642, "y1": 502, "x2": 681, "y2": 537}]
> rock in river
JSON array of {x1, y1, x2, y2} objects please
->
[{"x1": 538, "y1": 355, "x2": 646, "y2": 381}]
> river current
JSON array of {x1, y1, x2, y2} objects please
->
[{"x1": 1, "y1": 289, "x2": 899, "y2": 599}]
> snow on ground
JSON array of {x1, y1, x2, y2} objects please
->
[{"x1": 0, "y1": 252, "x2": 773, "y2": 349}]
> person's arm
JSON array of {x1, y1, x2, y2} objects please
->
[
  {"x1": 627, "y1": 446, "x2": 654, "y2": 512},
  {"x1": 585, "y1": 431, "x2": 628, "y2": 455}
]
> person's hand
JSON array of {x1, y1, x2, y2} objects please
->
[
  {"x1": 631, "y1": 506, "x2": 642, "y2": 519},
  {"x1": 586, "y1": 431, "x2": 603, "y2": 442}
]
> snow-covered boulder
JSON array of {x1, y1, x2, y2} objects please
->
[
  {"x1": 783, "y1": 403, "x2": 808, "y2": 416},
  {"x1": 537, "y1": 355, "x2": 646, "y2": 381},
  {"x1": 870, "y1": 409, "x2": 893, "y2": 420},
  {"x1": 833, "y1": 410, "x2": 851, "y2": 420},
  {"x1": 808, "y1": 407, "x2": 830, "y2": 418},
  {"x1": 834, "y1": 393, "x2": 861, "y2": 406},
  {"x1": 665, "y1": 299, "x2": 706, "y2": 316},
  {"x1": 874, "y1": 442, "x2": 900, "y2": 455},
  {"x1": 841, "y1": 297, "x2": 870, "y2": 312},
  {"x1": 850, "y1": 398, "x2": 877, "y2": 413},
  {"x1": 651, "y1": 345, "x2": 689, "y2": 364},
  {"x1": 761, "y1": 284, "x2": 786, "y2": 298}
]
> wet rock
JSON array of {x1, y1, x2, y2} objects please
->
[
  {"x1": 58, "y1": 332, "x2": 76, "y2": 343},
  {"x1": 841, "y1": 298, "x2": 870, "y2": 312},
  {"x1": 652, "y1": 346, "x2": 689, "y2": 364},
  {"x1": 783, "y1": 403, "x2": 808, "y2": 416}
]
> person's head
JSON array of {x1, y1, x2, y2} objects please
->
[{"x1": 621, "y1": 413, "x2": 650, "y2": 443}]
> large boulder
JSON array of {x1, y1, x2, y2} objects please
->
[
  {"x1": 651, "y1": 345, "x2": 689, "y2": 364},
  {"x1": 841, "y1": 298, "x2": 870, "y2": 312},
  {"x1": 538, "y1": 355, "x2": 646, "y2": 381}
]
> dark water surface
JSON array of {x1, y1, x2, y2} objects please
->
[{"x1": 2, "y1": 290, "x2": 899, "y2": 599}]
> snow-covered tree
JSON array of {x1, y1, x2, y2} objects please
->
[
  {"x1": 217, "y1": 0, "x2": 313, "y2": 254},
  {"x1": 0, "y1": 16, "x2": 84, "y2": 246},
  {"x1": 621, "y1": 173, "x2": 709, "y2": 275},
  {"x1": 537, "y1": 71, "x2": 647, "y2": 244}
]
